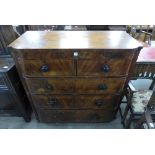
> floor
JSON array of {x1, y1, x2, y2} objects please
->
[
  {"x1": 151, "y1": 41, "x2": 155, "y2": 47},
  {"x1": 0, "y1": 112, "x2": 123, "y2": 129},
  {"x1": 0, "y1": 79, "x2": 151, "y2": 129}
]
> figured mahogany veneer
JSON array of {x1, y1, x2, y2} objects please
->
[
  {"x1": 25, "y1": 77, "x2": 126, "y2": 94},
  {"x1": 9, "y1": 31, "x2": 142, "y2": 123},
  {"x1": 37, "y1": 109, "x2": 116, "y2": 123},
  {"x1": 31, "y1": 94, "x2": 120, "y2": 110},
  {"x1": 18, "y1": 59, "x2": 75, "y2": 77}
]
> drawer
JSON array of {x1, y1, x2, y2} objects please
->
[
  {"x1": 78, "y1": 50, "x2": 134, "y2": 60},
  {"x1": 25, "y1": 77, "x2": 125, "y2": 94},
  {"x1": 31, "y1": 94, "x2": 120, "y2": 110},
  {"x1": 19, "y1": 59, "x2": 75, "y2": 77},
  {"x1": 16, "y1": 50, "x2": 73, "y2": 60},
  {"x1": 77, "y1": 59, "x2": 132, "y2": 77},
  {"x1": 76, "y1": 78, "x2": 125, "y2": 94},
  {"x1": 16, "y1": 50, "x2": 133, "y2": 60},
  {"x1": 25, "y1": 78, "x2": 75, "y2": 94},
  {"x1": 37, "y1": 109, "x2": 116, "y2": 123}
]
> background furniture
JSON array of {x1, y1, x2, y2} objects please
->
[
  {"x1": 127, "y1": 25, "x2": 155, "y2": 46},
  {"x1": 0, "y1": 56, "x2": 31, "y2": 121},
  {"x1": 9, "y1": 31, "x2": 142, "y2": 123},
  {"x1": 64, "y1": 25, "x2": 87, "y2": 31},
  {"x1": 0, "y1": 25, "x2": 18, "y2": 55},
  {"x1": 15, "y1": 25, "x2": 127, "y2": 35},
  {"x1": 27, "y1": 25, "x2": 65, "y2": 31},
  {"x1": 122, "y1": 81, "x2": 155, "y2": 128},
  {"x1": 86, "y1": 25, "x2": 126, "y2": 31},
  {"x1": 122, "y1": 47, "x2": 155, "y2": 128},
  {"x1": 15, "y1": 25, "x2": 87, "y2": 35},
  {"x1": 86, "y1": 25, "x2": 109, "y2": 30},
  {"x1": 133, "y1": 47, "x2": 155, "y2": 89},
  {"x1": 135, "y1": 108, "x2": 155, "y2": 129}
]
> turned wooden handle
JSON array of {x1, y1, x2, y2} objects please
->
[
  {"x1": 101, "y1": 64, "x2": 110, "y2": 73},
  {"x1": 40, "y1": 65, "x2": 49, "y2": 72},
  {"x1": 48, "y1": 98, "x2": 57, "y2": 106},
  {"x1": 98, "y1": 84, "x2": 107, "y2": 90},
  {"x1": 95, "y1": 100, "x2": 103, "y2": 107}
]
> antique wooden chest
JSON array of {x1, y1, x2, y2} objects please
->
[{"x1": 9, "y1": 31, "x2": 142, "y2": 123}]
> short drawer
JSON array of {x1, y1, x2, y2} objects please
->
[
  {"x1": 16, "y1": 49, "x2": 73, "y2": 60},
  {"x1": 31, "y1": 94, "x2": 120, "y2": 110},
  {"x1": 77, "y1": 59, "x2": 132, "y2": 77},
  {"x1": 37, "y1": 109, "x2": 116, "y2": 123},
  {"x1": 18, "y1": 59, "x2": 75, "y2": 77}
]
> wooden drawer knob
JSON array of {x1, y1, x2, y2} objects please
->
[
  {"x1": 98, "y1": 84, "x2": 107, "y2": 90},
  {"x1": 46, "y1": 84, "x2": 53, "y2": 90},
  {"x1": 40, "y1": 65, "x2": 49, "y2": 72},
  {"x1": 48, "y1": 98, "x2": 57, "y2": 106},
  {"x1": 101, "y1": 64, "x2": 110, "y2": 73},
  {"x1": 95, "y1": 100, "x2": 103, "y2": 107}
]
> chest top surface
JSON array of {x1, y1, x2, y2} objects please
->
[{"x1": 9, "y1": 31, "x2": 142, "y2": 50}]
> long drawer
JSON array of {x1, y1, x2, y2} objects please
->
[
  {"x1": 25, "y1": 77, "x2": 126, "y2": 94},
  {"x1": 16, "y1": 50, "x2": 133, "y2": 60},
  {"x1": 31, "y1": 94, "x2": 120, "y2": 110},
  {"x1": 37, "y1": 109, "x2": 116, "y2": 123}
]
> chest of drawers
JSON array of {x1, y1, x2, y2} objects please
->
[{"x1": 9, "y1": 31, "x2": 142, "y2": 123}]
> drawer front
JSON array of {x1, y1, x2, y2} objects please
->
[
  {"x1": 31, "y1": 94, "x2": 120, "y2": 110},
  {"x1": 77, "y1": 59, "x2": 132, "y2": 76},
  {"x1": 37, "y1": 109, "x2": 116, "y2": 123},
  {"x1": 17, "y1": 50, "x2": 133, "y2": 60},
  {"x1": 19, "y1": 59, "x2": 75, "y2": 77},
  {"x1": 25, "y1": 78, "x2": 75, "y2": 94},
  {"x1": 76, "y1": 78, "x2": 125, "y2": 94},
  {"x1": 25, "y1": 77, "x2": 125, "y2": 94},
  {"x1": 78, "y1": 50, "x2": 134, "y2": 60},
  {"x1": 16, "y1": 50, "x2": 73, "y2": 60}
]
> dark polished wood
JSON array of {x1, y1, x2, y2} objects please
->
[
  {"x1": 18, "y1": 59, "x2": 75, "y2": 77},
  {"x1": 9, "y1": 31, "x2": 142, "y2": 49},
  {"x1": 0, "y1": 56, "x2": 31, "y2": 121},
  {"x1": 77, "y1": 59, "x2": 132, "y2": 77},
  {"x1": 15, "y1": 50, "x2": 73, "y2": 60},
  {"x1": 9, "y1": 31, "x2": 142, "y2": 123},
  {"x1": 0, "y1": 25, "x2": 18, "y2": 55},
  {"x1": 25, "y1": 77, "x2": 75, "y2": 94},
  {"x1": 77, "y1": 50, "x2": 133, "y2": 60},
  {"x1": 31, "y1": 94, "x2": 120, "y2": 110},
  {"x1": 25, "y1": 77, "x2": 126, "y2": 94},
  {"x1": 37, "y1": 109, "x2": 116, "y2": 123}
]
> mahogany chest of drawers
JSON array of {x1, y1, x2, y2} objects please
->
[{"x1": 9, "y1": 31, "x2": 142, "y2": 123}]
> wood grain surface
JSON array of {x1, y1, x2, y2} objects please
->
[
  {"x1": 9, "y1": 31, "x2": 142, "y2": 49},
  {"x1": 9, "y1": 31, "x2": 142, "y2": 123}
]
